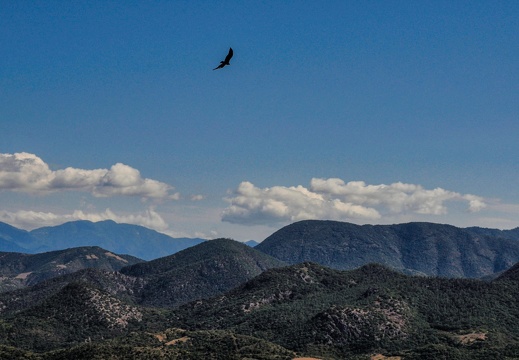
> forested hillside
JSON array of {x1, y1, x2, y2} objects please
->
[{"x1": 256, "y1": 220, "x2": 519, "y2": 278}]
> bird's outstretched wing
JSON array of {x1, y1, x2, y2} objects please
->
[{"x1": 224, "y1": 47, "x2": 233, "y2": 63}]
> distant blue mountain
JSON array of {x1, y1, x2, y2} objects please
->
[
  {"x1": 244, "y1": 240, "x2": 259, "y2": 247},
  {"x1": 0, "y1": 222, "x2": 35, "y2": 253},
  {"x1": 0, "y1": 220, "x2": 205, "y2": 260},
  {"x1": 0, "y1": 237, "x2": 29, "y2": 253}
]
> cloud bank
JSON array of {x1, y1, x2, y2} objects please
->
[
  {"x1": 0, "y1": 152, "x2": 178, "y2": 200},
  {"x1": 222, "y1": 178, "x2": 487, "y2": 226},
  {"x1": 0, "y1": 208, "x2": 168, "y2": 231}
]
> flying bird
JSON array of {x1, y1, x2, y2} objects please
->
[{"x1": 213, "y1": 47, "x2": 233, "y2": 70}]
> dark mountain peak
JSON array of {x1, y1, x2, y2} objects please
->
[
  {"x1": 120, "y1": 238, "x2": 286, "y2": 308},
  {"x1": 284, "y1": 219, "x2": 361, "y2": 230},
  {"x1": 122, "y1": 238, "x2": 285, "y2": 277},
  {"x1": 256, "y1": 220, "x2": 519, "y2": 278}
]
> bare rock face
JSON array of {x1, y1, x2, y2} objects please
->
[
  {"x1": 310, "y1": 298, "x2": 410, "y2": 346},
  {"x1": 79, "y1": 285, "x2": 143, "y2": 329}
]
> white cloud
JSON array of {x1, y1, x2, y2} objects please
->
[
  {"x1": 309, "y1": 178, "x2": 485, "y2": 215},
  {"x1": 190, "y1": 194, "x2": 205, "y2": 201},
  {"x1": 222, "y1": 178, "x2": 487, "y2": 226},
  {"x1": 0, "y1": 207, "x2": 168, "y2": 231},
  {"x1": 222, "y1": 180, "x2": 381, "y2": 225},
  {"x1": 0, "y1": 152, "x2": 178, "y2": 200},
  {"x1": 462, "y1": 194, "x2": 487, "y2": 213}
]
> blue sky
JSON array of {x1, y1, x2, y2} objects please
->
[{"x1": 1, "y1": 1, "x2": 518, "y2": 241}]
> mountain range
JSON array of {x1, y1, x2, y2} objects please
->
[
  {"x1": 4, "y1": 219, "x2": 519, "y2": 278},
  {"x1": 256, "y1": 220, "x2": 519, "y2": 278},
  {"x1": 1, "y1": 255, "x2": 519, "y2": 358},
  {"x1": 0, "y1": 220, "x2": 204, "y2": 260},
  {"x1": 0, "y1": 239, "x2": 286, "y2": 313},
  {"x1": 1, "y1": 219, "x2": 519, "y2": 357}
]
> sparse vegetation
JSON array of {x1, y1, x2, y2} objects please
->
[{"x1": 171, "y1": 262, "x2": 519, "y2": 358}]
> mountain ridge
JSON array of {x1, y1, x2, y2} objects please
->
[
  {"x1": 0, "y1": 222, "x2": 35, "y2": 253},
  {"x1": 0, "y1": 246, "x2": 143, "y2": 293},
  {"x1": 256, "y1": 220, "x2": 519, "y2": 278},
  {"x1": 0, "y1": 220, "x2": 205, "y2": 260},
  {"x1": 0, "y1": 251, "x2": 518, "y2": 357}
]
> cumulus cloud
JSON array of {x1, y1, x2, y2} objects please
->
[
  {"x1": 0, "y1": 207, "x2": 168, "y2": 231},
  {"x1": 0, "y1": 152, "x2": 178, "y2": 200},
  {"x1": 222, "y1": 180, "x2": 381, "y2": 225},
  {"x1": 222, "y1": 178, "x2": 487, "y2": 226},
  {"x1": 309, "y1": 178, "x2": 485, "y2": 215}
]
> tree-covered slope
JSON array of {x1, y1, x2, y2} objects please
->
[
  {"x1": 0, "y1": 328, "x2": 297, "y2": 360},
  {"x1": 1, "y1": 258, "x2": 519, "y2": 358},
  {"x1": 0, "y1": 268, "x2": 146, "y2": 316},
  {"x1": 170, "y1": 262, "x2": 519, "y2": 359},
  {"x1": 256, "y1": 220, "x2": 519, "y2": 278},
  {"x1": 466, "y1": 226, "x2": 519, "y2": 240},
  {"x1": 121, "y1": 238, "x2": 287, "y2": 308},
  {"x1": 0, "y1": 246, "x2": 143, "y2": 293},
  {"x1": 0, "y1": 282, "x2": 165, "y2": 352}
]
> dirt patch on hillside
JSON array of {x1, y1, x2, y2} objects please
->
[
  {"x1": 371, "y1": 354, "x2": 402, "y2": 360},
  {"x1": 153, "y1": 333, "x2": 166, "y2": 342},
  {"x1": 15, "y1": 272, "x2": 32, "y2": 279},
  {"x1": 165, "y1": 336, "x2": 190, "y2": 346},
  {"x1": 105, "y1": 252, "x2": 128, "y2": 262},
  {"x1": 455, "y1": 332, "x2": 487, "y2": 345}
]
